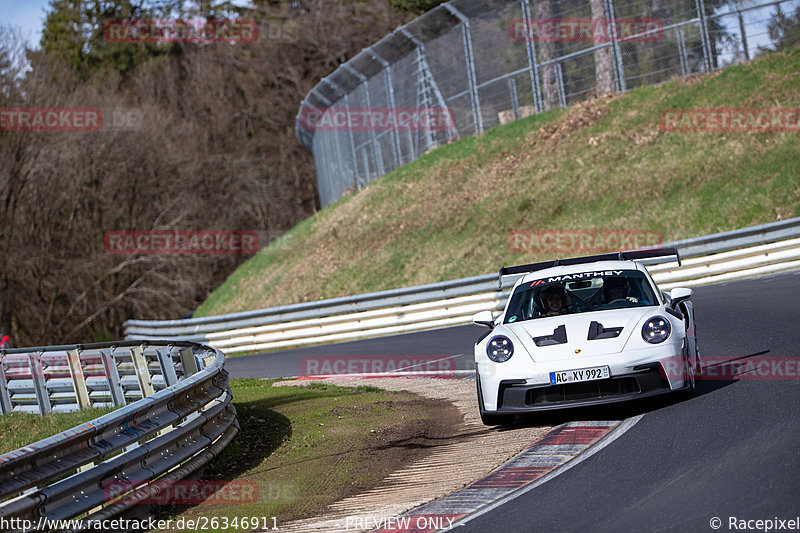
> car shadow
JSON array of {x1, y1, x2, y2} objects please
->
[{"x1": 496, "y1": 349, "x2": 771, "y2": 430}]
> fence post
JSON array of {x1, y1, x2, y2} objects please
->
[
  {"x1": 29, "y1": 352, "x2": 51, "y2": 415},
  {"x1": 555, "y1": 62, "x2": 567, "y2": 108},
  {"x1": 397, "y1": 26, "x2": 459, "y2": 145},
  {"x1": 322, "y1": 77, "x2": 359, "y2": 192},
  {"x1": 66, "y1": 348, "x2": 91, "y2": 410},
  {"x1": 696, "y1": 0, "x2": 713, "y2": 71},
  {"x1": 737, "y1": 9, "x2": 750, "y2": 61},
  {"x1": 344, "y1": 64, "x2": 385, "y2": 176},
  {"x1": 443, "y1": 4, "x2": 483, "y2": 134},
  {"x1": 521, "y1": 0, "x2": 543, "y2": 113},
  {"x1": 605, "y1": 0, "x2": 626, "y2": 93},
  {"x1": 677, "y1": 29, "x2": 689, "y2": 75},
  {"x1": 367, "y1": 47, "x2": 402, "y2": 169},
  {"x1": 509, "y1": 78, "x2": 520, "y2": 121}
]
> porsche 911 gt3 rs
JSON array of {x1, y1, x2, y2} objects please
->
[{"x1": 472, "y1": 248, "x2": 700, "y2": 426}]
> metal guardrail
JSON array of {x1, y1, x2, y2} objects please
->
[
  {"x1": 124, "y1": 218, "x2": 800, "y2": 353},
  {"x1": 0, "y1": 341, "x2": 238, "y2": 532}
]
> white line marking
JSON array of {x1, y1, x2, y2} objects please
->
[{"x1": 446, "y1": 414, "x2": 645, "y2": 530}]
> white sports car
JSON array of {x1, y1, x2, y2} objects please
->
[{"x1": 472, "y1": 249, "x2": 700, "y2": 425}]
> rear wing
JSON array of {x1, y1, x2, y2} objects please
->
[{"x1": 498, "y1": 248, "x2": 680, "y2": 288}]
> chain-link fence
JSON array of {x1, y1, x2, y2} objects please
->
[{"x1": 296, "y1": 0, "x2": 800, "y2": 208}]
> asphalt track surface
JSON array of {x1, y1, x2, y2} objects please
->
[{"x1": 226, "y1": 271, "x2": 800, "y2": 532}]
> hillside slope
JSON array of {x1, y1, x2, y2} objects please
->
[{"x1": 197, "y1": 49, "x2": 800, "y2": 317}]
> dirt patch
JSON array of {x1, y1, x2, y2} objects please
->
[
  {"x1": 329, "y1": 396, "x2": 465, "y2": 503},
  {"x1": 274, "y1": 378, "x2": 551, "y2": 532}
]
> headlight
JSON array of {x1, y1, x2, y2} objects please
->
[
  {"x1": 642, "y1": 316, "x2": 671, "y2": 344},
  {"x1": 487, "y1": 336, "x2": 514, "y2": 362}
]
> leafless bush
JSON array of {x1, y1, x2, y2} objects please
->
[{"x1": 0, "y1": 2, "x2": 407, "y2": 346}]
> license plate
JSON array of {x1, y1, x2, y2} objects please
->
[{"x1": 549, "y1": 365, "x2": 610, "y2": 385}]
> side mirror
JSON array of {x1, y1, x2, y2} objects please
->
[
  {"x1": 472, "y1": 310, "x2": 496, "y2": 329},
  {"x1": 669, "y1": 287, "x2": 693, "y2": 308}
]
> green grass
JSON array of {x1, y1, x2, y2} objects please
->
[
  {"x1": 197, "y1": 49, "x2": 800, "y2": 319},
  {"x1": 162, "y1": 378, "x2": 439, "y2": 531},
  {"x1": 0, "y1": 407, "x2": 116, "y2": 455}
]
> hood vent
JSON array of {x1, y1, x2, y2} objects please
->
[
  {"x1": 587, "y1": 321, "x2": 623, "y2": 340},
  {"x1": 533, "y1": 325, "x2": 567, "y2": 346}
]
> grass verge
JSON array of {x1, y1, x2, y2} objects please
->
[
  {"x1": 197, "y1": 49, "x2": 800, "y2": 319},
  {"x1": 159, "y1": 378, "x2": 460, "y2": 532},
  {"x1": 0, "y1": 407, "x2": 115, "y2": 455}
]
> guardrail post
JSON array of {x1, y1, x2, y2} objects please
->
[
  {"x1": 0, "y1": 355, "x2": 12, "y2": 414},
  {"x1": 157, "y1": 347, "x2": 179, "y2": 387},
  {"x1": 129, "y1": 345, "x2": 155, "y2": 398},
  {"x1": 66, "y1": 348, "x2": 91, "y2": 410},
  {"x1": 101, "y1": 348, "x2": 126, "y2": 407},
  {"x1": 29, "y1": 352, "x2": 51, "y2": 415},
  {"x1": 180, "y1": 347, "x2": 199, "y2": 376}
]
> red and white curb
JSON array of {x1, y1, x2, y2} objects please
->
[{"x1": 371, "y1": 416, "x2": 643, "y2": 533}]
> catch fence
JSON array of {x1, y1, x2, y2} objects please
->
[{"x1": 296, "y1": 0, "x2": 799, "y2": 207}]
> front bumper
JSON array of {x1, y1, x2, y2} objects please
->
[
  {"x1": 477, "y1": 342, "x2": 687, "y2": 413},
  {"x1": 485, "y1": 364, "x2": 675, "y2": 414}
]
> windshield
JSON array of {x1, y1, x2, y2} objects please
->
[{"x1": 503, "y1": 269, "x2": 658, "y2": 324}]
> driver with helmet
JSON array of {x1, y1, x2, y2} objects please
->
[
  {"x1": 603, "y1": 277, "x2": 639, "y2": 304},
  {"x1": 540, "y1": 284, "x2": 569, "y2": 316}
]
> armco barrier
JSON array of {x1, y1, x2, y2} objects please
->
[
  {"x1": 0, "y1": 341, "x2": 238, "y2": 532},
  {"x1": 124, "y1": 218, "x2": 800, "y2": 353}
]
